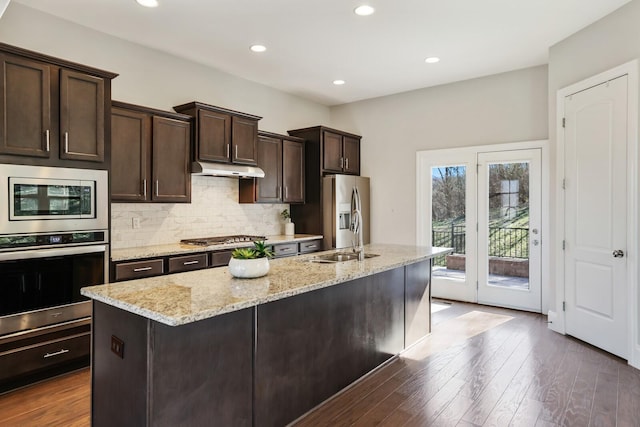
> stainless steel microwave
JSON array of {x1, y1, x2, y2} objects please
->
[{"x1": 0, "y1": 164, "x2": 108, "y2": 235}]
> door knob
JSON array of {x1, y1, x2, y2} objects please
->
[{"x1": 613, "y1": 249, "x2": 625, "y2": 258}]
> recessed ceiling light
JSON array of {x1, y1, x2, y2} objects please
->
[
  {"x1": 333, "y1": 80, "x2": 346, "y2": 86},
  {"x1": 425, "y1": 57, "x2": 440, "y2": 64},
  {"x1": 250, "y1": 45, "x2": 267, "y2": 53},
  {"x1": 354, "y1": 5, "x2": 375, "y2": 16},
  {"x1": 136, "y1": 0, "x2": 158, "y2": 8}
]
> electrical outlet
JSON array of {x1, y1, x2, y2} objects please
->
[
  {"x1": 111, "y1": 335, "x2": 124, "y2": 359},
  {"x1": 132, "y1": 217, "x2": 141, "y2": 229}
]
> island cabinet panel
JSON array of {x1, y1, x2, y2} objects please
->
[
  {"x1": 92, "y1": 302, "x2": 149, "y2": 427},
  {"x1": 91, "y1": 301, "x2": 254, "y2": 427},
  {"x1": 149, "y1": 310, "x2": 253, "y2": 427},
  {"x1": 405, "y1": 260, "x2": 432, "y2": 348},
  {"x1": 254, "y1": 268, "x2": 405, "y2": 427}
]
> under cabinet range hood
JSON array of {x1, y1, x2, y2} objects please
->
[{"x1": 191, "y1": 161, "x2": 265, "y2": 178}]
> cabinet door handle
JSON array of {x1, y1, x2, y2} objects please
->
[
  {"x1": 280, "y1": 247, "x2": 293, "y2": 252},
  {"x1": 44, "y1": 349, "x2": 69, "y2": 359},
  {"x1": 235, "y1": 145, "x2": 238, "y2": 160},
  {"x1": 277, "y1": 186, "x2": 282, "y2": 198},
  {"x1": 133, "y1": 266, "x2": 153, "y2": 272},
  {"x1": 285, "y1": 187, "x2": 288, "y2": 199},
  {"x1": 226, "y1": 144, "x2": 230, "y2": 158},
  {"x1": 183, "y1": 260, "x2": 199, "y2": 266},
  {"x1": 340, "y1": 157, "x2": 344, "y2": 168},
  {"x1": 345, "y1": 158, "x2": 349, "y2": 170},
  {"x1": 64, "y1": 132, "x2": 69, "y2": 153},
  {"x1": 305, "y1": 244, "x2": 317, "y2": 249},
  {"x1": 45, "y1": 130, "x2": 50, "y2": 152},
  {"x1": 155, "y1": 180, "x2": 159, "y2": 197},
  {"x1": 143, "y1": 179, "x2": 147, "y2": 198}
]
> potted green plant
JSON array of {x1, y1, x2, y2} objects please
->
[
  {"x1": 228, "y1": 240, "x2": 274, "y2": 278},
  {"x1": 281, "y1": 209, "x2": 295, "y2": 236}
]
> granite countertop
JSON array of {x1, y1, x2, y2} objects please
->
[
  {"x1": 83, "y1": 244, "x2": 452, "y2": 326},
  {"x1": 111, "y1": 234, "x2": 323, "y2": 261}
]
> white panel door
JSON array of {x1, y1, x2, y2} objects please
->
[
  {"x1": 564, "y1": 75, "x2": 628, "y2": 359},
  {"x1": 477, "y1": 149, "x2": 542, "y2": 312}
]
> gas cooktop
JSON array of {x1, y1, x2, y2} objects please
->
[{"x1": 180, "y1": 235, "x2": 267, "y2": 246}]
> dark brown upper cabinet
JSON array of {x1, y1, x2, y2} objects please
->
[
  {"x1": 0, "y1": 43, "x2": 116, "y2": 169},
  {"x1": 287, "y1": 126, "x2": 361, "y2": 176},
  {"x1": 111, "y1": 101, "x2": 191, "y2": 203},
  {"x1": 173, "y1": 102, "x2": 261, "y2": 166},
  {"x1": 239, "y1": 131, "x2": 304, "y2": 204}
]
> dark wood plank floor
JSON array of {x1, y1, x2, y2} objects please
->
[
  {"x1": 1, "y1": 301, "x2": 638, "y2": 426},
  {"x1": 293, "y1": 301, "x2": 640, "y2": 427}
]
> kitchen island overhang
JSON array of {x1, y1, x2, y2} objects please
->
[{"x1": 82, "y1": 244, "x2": 451, "y2": 427}]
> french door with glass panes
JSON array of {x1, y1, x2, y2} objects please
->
[
  {"x1": 424, "y1": 146, "x2": 542, "y2": 312},
  {"x1": 477, "y1": 149, "x2": 541, "y2": 312}
]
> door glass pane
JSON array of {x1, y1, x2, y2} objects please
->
[
  {"x1": 431, "y1": 166, "x2": 466, "y2": 280},
  {"x1": 486, "y1": 162, "x2": 530, "y2": 290}
]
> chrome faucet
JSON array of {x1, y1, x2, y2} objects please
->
[{"x1": 350, "y1": 187, "x2": 365, "y2": 261}]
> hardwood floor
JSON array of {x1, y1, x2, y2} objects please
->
[
  {"x1": 1, "y1": 301, "x2": 638, "y2": 426},
  {"x1": 293, "y1": 302, "x2": 640, "y2": 427}
]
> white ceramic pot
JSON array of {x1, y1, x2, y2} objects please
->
[
  {"x1": 285, "y1": 222, "x2": 295, "y2": 236},
  {"x1": 228, "y1": 257, "x2": 270, "y2": 279}
]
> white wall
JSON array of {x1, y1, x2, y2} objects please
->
[
  {"x1": 330, "y1": 66, "x2": 549, "y2": 245},
  {"x1": 0, "y1": 3, "x2": 329, "y2": 248}
]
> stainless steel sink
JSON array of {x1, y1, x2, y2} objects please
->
[{"x1": 308, "y1": 252, "x2": 379, "y2": 263}]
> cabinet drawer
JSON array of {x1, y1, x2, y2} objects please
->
[
  {"x1": 299, "y1": 239, "x2": 323, "y2": 254},
  {"x1": 273, "y1": 243, "x2": 298, "y2": 258},
  {"x1": 115, "y1": 259, "x2": 164, "y2": 281},
  {"x1": 210, "y1": 250, "x2": 233, "y2": 267},
  {"x1": 168, "y1": 253, "x2": 208, "y2": 273},
  {"x1": 0, "y1": 332, "x2": 90, "y2": 381}
]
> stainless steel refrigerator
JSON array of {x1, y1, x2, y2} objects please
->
[{"x1": 322, "y1": 175, "x2": 370, "y2": 249}]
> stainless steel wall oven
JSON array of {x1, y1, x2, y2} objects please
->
[{"x1": 0, "y1": 165, "x2": 108, "y2": 391}]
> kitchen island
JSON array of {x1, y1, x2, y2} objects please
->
[{"x1": 82, "y1": 244, "x2": 451, "y2": 427}]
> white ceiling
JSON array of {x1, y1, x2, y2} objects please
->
[{"x1": 14, "y1": 0, "x2": 631, "y2": 106}]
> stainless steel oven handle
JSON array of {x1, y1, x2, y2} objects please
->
[
  {"x1": 44, "y1": 349, "x2": 70, "y2": 359},
  {"x1": 0, "y1": 245, "x2": 107, "y2": 261}
]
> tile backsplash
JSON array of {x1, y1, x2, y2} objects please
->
[{"x1": 111, "y1": 176, "x2": 288, "y2": 249}]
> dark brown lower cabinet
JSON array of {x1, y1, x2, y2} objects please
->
[{"x1": 91, "y1": 260, "x2": 432, "y2": 427}]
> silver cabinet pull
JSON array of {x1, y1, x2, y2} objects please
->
[
  {"x1": 133, "y1": 266, "x2": 153, "y2": 272},
  {"x1": 613, "y1": 249, "x2": 625, "y2": 258},
  {"x1": 281, "y1": 247, "x2": 293, "y2": 252},
  {"x1": 183, "y1": 260, "x2": 199, "y2": 266},
  {"x1": 285, "y1": 187, "x2": 288, "y2": 199},
  {"x1": 45, "y1": 130, "x2": 50, "y2": 152},
  {"x1": 44, "y1": 349, "x2": 69, "y2": 359},
  {"x1": 226, "y1": 144, "x2": 230, "y2": 158},
  {"x1": 235, "y1": 145, "x2": 238, "y2": 159},
  {"x1": 155, "y1": 180, "x2": 159, "y2": 197},
  {"x1": 64, "y1": 132, "x2": 69, "y2": 153},
  {"x1": 277, "y1": 186, "x2": 282, "y2": 199},
  {"x1": 340, "y1": 157, "x2": 344, "y2": 168},
  {"x1": 143, "y1": 179, "x2": 147, "y2": 198},
  {"x1": 305, "y1": 244, "x2": 317, "y2": 249},
  {"x1": 345, "y1": 158, "x2": 349, "y2": 170}
]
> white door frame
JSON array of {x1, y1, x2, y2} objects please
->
[
  {"x1": 417, "y1": 139, "x2": 550, "y2": 312},
  {"x1": 554, "y1": 60, "x2": 639, "y2": 368}
]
